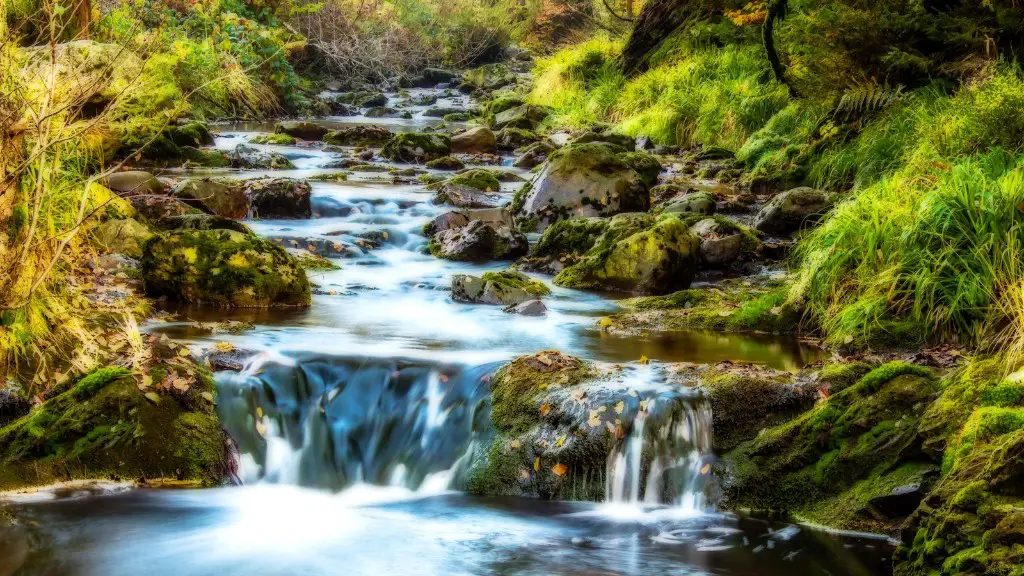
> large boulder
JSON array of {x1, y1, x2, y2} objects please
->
[
  {"x1": 230, "y1": 144, "x2": 296, "y2": 170},
  {"x1": 381, "y1": 132, "x2": 452, "y2": 163},
  {"x1": 554, "y1": 214, "x2": 701, "y2": 295},
  {"x1": 690, "y1": 217, "x2": 743, "y2": 267},
  {"x1": 241, "y1": 178, "x2": 312, "y2": 219},
  {"x1": 619, "y1": 152, "x2": 662, "y2": 187},
  {"x1": 93, "y1": 218, "x2": 153, "y2": 258},
  {"x1": 451, "y1": 271, "x2": 550, "y2": 306},
  {"x1": 172, "y1": 179, "x2": 249, "y2": 219},
  {"x1": 451, "y1": 127, "x2": 497, "y2": 154},
  {"x1": 322, "y1": 126, "x2": 391, "y2": 147},
  {"x1": 103, "y1": 171, "x2": 165, "y2": 197},
  {"x1": 155, "y1": 213, "x2": 252, "y2": 234},
  {"x1": 275, "y1": 120, "x2": 329, "y2": 141},
  {"x1": 512, "y1": 141, "x2": 555, "y2": 168},
  {"x1": 141, "y1": 229, "x2": 311, "y2": 307},
  {"x1": 494, "y1": 104, "x2": 549, "y2": 130},
  {"x1": 432, "y1": 170, "x2": 503, "y2": 208},
  {"x1": 753, "y1": 187, "x2": 833, "y2": 235},
  {"x1": 662, "y1": 192, "x2": 716, "y2": 216},
  {"x1": 515, "y1": 143, "x2": 650, "y2": 232}
]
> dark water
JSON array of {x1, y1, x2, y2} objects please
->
[{"x1": 0, "y1": 86, "x2": 874, "y2": 576}]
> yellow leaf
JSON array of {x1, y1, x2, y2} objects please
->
[
  {"x1": 533, "y1": 457, "x2": 540, "y2": 472},
  {"x1": 201, "y1": 392, "x2": 215, "y2": 403},
  {"x1": 178, "y1": 348, "x2": 191, "y2": 358},
  {"x1": 539, "y1": 403, "x2": 552, "y2": 416},
  {"x1": 700, "y1": 463, "x2": 712, "y2": 475},
  {"x1": 256, "y1": 406, "x2": 264, "y2": 418},
  {"x1": 555, "y1": 434, "x2": 567, "y2": 448},
  {"x1": 510, "y1": 439, "x2": 521, "y2": 450},
  {"x1": 599, "y1": 317, "x2": 613, "y2": 329},
  {"x1": 639, "y1": 355, "x2": 649, "y2": 365},
  {"x1": 614, "y1": 400, "x2": 625, "y2": 415},
  {"x1": 551, "y1": 463, "x2": 568, "y2": 477},
  {"x1": 215, "y1": 341, "x2": 235, "y2": 353},
  {"x1": 144, "y1": 392, "x2": 160, "y2": 404}
]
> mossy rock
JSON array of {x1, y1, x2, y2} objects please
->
[
  {"x1": 172, "y1": 179, "x2": 249, "y2": 219},
  {"x1": 554, "y1": 214, "x2": 700, "y2": 295},
  {"x1": 322, "y1": 126, "x2": 392, "y2": 147},
  {"x1": 141, "y1": 229, "x2": 311, "y2": 308},
  {"x1": 250, "y1": 133, "x2": 297, "y2": 146},
  {"x1": 0, "y1": 359, "x2": 228, "y2": 491},
  {"x1": 381, "y1": 132, "x2": 452, "y2": 163},
  {"x1": 448, "y1": 169, "x2": 501, "y2": 192},
  {"x1": 619, "y1": 152, "x2": 662, "y2": 187},
  {"x1": 425, "y1": 156, "x2": 466, "y2": 171},
  {"x1": 181, "y1": 146, "x2": 231, "y2": 168},
  {"x1": 93, "y1": 217, "x2": 153, "y2": 258},
  {"x1": 452, "y1": 271, "x2": 550, "y2": 306},
  {"x1": 275, "y1": 120, "x2": 329, "y2": 141},
  {"x1": 661, "y1": 192, "x2": 717, "y2": 216},
  {"x1": 166, "y1": 122, "x2": 214, "y2": 148},
  {"x1": 155, "y1": 213, "x2": 252, "y2": 234}
]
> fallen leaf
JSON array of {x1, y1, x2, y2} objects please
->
[
  {"x1": 215, "y1": 341, "x2": 235, "y2": 353},
  {"x1": 533, "y1": 457, "x2": 540, "y2": 472},
  {"x1": 201, "y1": 392, "x2": 215, "y2": 403},
  {"x1": 639, "y1": 355, "x2": 650, "y2": 365},
  {"x1": 552, "y1": 463, "x2": 568, "y2": 477},
  {"x1": 540, "y1": 403, "x2": 552, "y2": 416},
  {"x1": 614, "y1": 400, "x2": 625, "y2": 415},
  {"x1": 143, "y1": 392, "x2": 160, "y2": 404},
  {"x1": 700, "y1": 463, "x2": 712, "y2": 475},
  {"x1": 178, "y1": 348, "x2": 191, "y2": 358},
  {"x1": 510, "y1": 439, "x2": 521, "y2": 450},
  {"x1": 555, "y1": 434, "x2": 567, "y2": 448}
]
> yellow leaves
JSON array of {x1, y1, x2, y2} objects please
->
[
  {"x1": 639, "y1": 355, "x2": 650, "y2": 365},
  {"x1": 539, "y1": 403, "x2": 552, "y2": 416},
  {"x1": 700, "y1": 463, "x2": 712, "y2": 475},
  {"x1": 599, "y1": 317, "x2": 614, "y2": 330},
  {"x1": 200, "y1": 391, "x2": 215, "y2": 403},
  {"x1": 177, "y1": 347, "x2": 191, "y2": 358},
  {"x1": 180, "y1": 247, "x2": 198, "y2": 264},
  {"x1": 570, "y1": 389, "x2": 585, "y2": 405},
  {"x1": 215, "y1": 341, "x2": 235, "y2": 353},
  {"x1": 555, "y1": 434, "x2": 567, "y2": 448},
  {"x1": 227, "y1": 252, "x2": 249, "y2": 268},
  {"x1": 534, "y1": 457, "x2": 541, "y2": 472},
  {"x1": 552, "y1": 463, "x2": 568, "y2": 477},
  {"x1": 614, "y1": 400, "x2": 625, "y2": 415},
  {"x1": 144, "y1": 392, "x2": 160, "y2": 404},
  {"x1": 605, "y1": 421, "x2": 625, "y2": 440},
  {"x1": 588, "y1": 409, "x2": 602, "y2": 428},
  {"x1": 509, "y1": 439, "x2": 521, "y2": 450}
]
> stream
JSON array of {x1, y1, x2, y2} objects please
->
[{"x1": 0, "y1": 87, "x2": 891, "y2": 576}]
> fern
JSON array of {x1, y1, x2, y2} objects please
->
[{"x1": 832, "y1": 84, "x2": 905, "y2": 120}]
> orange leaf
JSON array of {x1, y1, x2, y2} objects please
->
[
  {"x1": 552, "y1": 463, "x2": 568, "y2": 477},
  {"x1": 539, "y1": 403, "x2": 552, "y2": 416}
]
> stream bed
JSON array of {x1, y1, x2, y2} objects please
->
[{"x1": 0, "y1": 87, "x2": 889, "y2": 576}]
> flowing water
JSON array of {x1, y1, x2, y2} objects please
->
[{"x1": 0, "y1": 87, "x2": 892, "y2": 576}]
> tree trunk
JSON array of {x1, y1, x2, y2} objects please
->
[
  {"x1": 620, "y1": 0, "x2": 723, "y2": 74},
  {"x1": 74, "y1": 0, "x2": 91, "y2": 39},
  {"x1": 763, "y1": 0, "x2": 799, "y2": 96}
]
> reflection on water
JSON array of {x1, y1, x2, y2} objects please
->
[{"x1": 1, "y1": 487, "x2": 892, "y2": 576}]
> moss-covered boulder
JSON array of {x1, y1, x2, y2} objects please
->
[
  {"x1": 141, "y1": 229, "x2": 311, "y2": 307},
  {"x1": 250, "y1": 133, "x2": 297, "y2": 146},
  {"x1": 181, "y1": 146, "x2": 232, "y2": 168},
  {"x1": 619, "y1": 152, "x2": 662, "y2": 187},
  {"x1": 166, "y1": 121, "x2": 215, "y2": 148},
  {"x1": 229, "y1": 145, "x2": 296, "y2": 170},
  {"x1": 451, "y1": 271, "x2": 550, "y2": 306},
  {"x1": 554, "y1": 214, "x2": 701, "y2": 295},
  {"x1": 0, "y1": 343, "x2": 229, "y2": 490},
  {"x1": 497, "y1": 127, "x2": 540, "y2": 150},
  {"x1": 240, "y1": 177, "x2": 312, "y2": 219},
  {"x1": 451, "y1": 126, "x2": 497, "y2": 154},
  {"x1": 172, "y1": 179, "x2": 249, "y2": 219},
  {"x1": 322, "y1": 126, "x2": 392, "y2": 147},
  {"x1": 155, "y1": 213, "x2": 252, "y2": 234},
  {"x1": 275, "y1": 120, "x2": 329, "y2": 141},
  {"x1": 93, "y1": 217, "x2": 153, "y2": 258},
  {"x1": 425, "y1": 156, "x2": 466, "y2": 170},
  {"x1": 512, "y1": 141, "x2": 555, "y2": 168},
  {"x1": 381, "y1": 132, "x2": 452, "y2": 163},
  {"x1": 103, "y1": 171, "x2": 165, "y2": 197},
  {"x1": 662, "y1": 192, "x2": 717, "y2": 215},
  {"x1": 516, "y1": 143, "x2": 650, "y2": 232},
  {"x1": 719, "y1": 362, "x2": 940, "y2": 534},
  {"x1": 493, "y1": 104, "x2": 549, "y2": 130},
  {"x1": 432, "y1": 169, "x2": 503, "y2": 208},
  {"x1": 428, "y1": 219, "x2": 527, "y2": 262},
  {"x1": 571, "y1": 130, "x2": 635, "y2": 151},
  {"x1": 753, "y1": 187, "x2": 833, "y2": 235}
]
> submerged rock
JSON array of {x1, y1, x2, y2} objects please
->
[
  {"x1": 451, "y1": 271, "x2": 550, "y2": 306},
  {"x1": 381, "y1": 132, "x2": 452, "y2": 163},
  {"x1": 515, "y1": 143, "x2": 650, "y2": 232},
  {"x1": 141, "y1": 228, "x2": 311, "y2": 307},
  {"x1": 753, "y1": 187, "x2": 833, "y2": 235}
]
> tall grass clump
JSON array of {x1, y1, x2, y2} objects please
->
[
  {"x1": 529, "y1": 36, "x2": 625, "y2": 129},
  {"x1": 791, "y1": 149, "x2": 1024, "y2": 351}
]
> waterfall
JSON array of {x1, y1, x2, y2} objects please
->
[
  {"x1": 216, "y1": 353, "x2": 496, "y2": 492},
  {"x1": 604, "y1": 388, "x2": 713, "y2": 511}
]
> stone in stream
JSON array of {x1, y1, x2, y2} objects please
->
[
  {"x1": 380, "y1": 132, "x2": 452, "y2": 163},
  {"x1": 241, "y1": 177, "x2": 312, "y2": 219},
  {"x1": 432, "y1": 170, "x2": 503, "y2": 208},
  {"x1": 425, "y1": 156, "x2": 466, "y2": 171},
  {"x1": 690, "y1": 217, "x2": 743, "y2": 267},
  {"x1": 451, "y1": 271, "x2": 550, "y2": 306},
  {"x1": 93, "y1": 217, "x2": 152, "y2": 258},
  {"x1": 230, "y1": 144, "x2": 296, "y2": 170},
  {"x1": 570, "y1": 130, "x2": 635, "y2": 151},
  {"x1": 323, "y1": 126, "x2": 392, "y2": 147},
  {"x1": 275, "y1": 120, "x2": 329, "y2": 141},
  {"x1": 514, "y1": 142, "x2": 650, "y2": 232},
  {"x1": 496, "y1": 127, "x2": 540, "y2": 150},
  {"x1": 155, "y1": 213, "x2": 252, "y2": 234},
  {"x1": 661, "y1": 192, "x2": 717, "y2": 216},
  {"x1": 364, "y1": 106, "x2": 408, "y2": 118},
  {"x1": 172, "y1": 179, "x2": 249, "y2": 219},
  {"x1": 180, "y1": 146, "x2": 231, "y2": 167},
  {"x1": 451, "y1": 126, "x2": 497, "y2": 154},
  {"x1": 545, "y1": 213, "x2": 701, "y2": 295},
  {"x1": 429, "y1": 218, "x2": 527, "y2": 262},
  {"x1": 103, "y1": 171, "x2": 165, "y2": 197},
  {"x1": 619, "y1": 151, "x2": 663, "y2": 187},
  {"x1": 141, "y1": 228, "x2": 311, "y2": 307},
  {"x1": 753, "y1": 187, "x2": 833, "y2": 235},
  {"x1": 411, "y1": 68, "x2": 458, "y2": 87},
  {"x1": 504, "y1": 299, "x2": 547, "y2": 316},
  {"x1": 267, "y1": 237, "x2": 352, "y2": 258},
  {"x1": 493, "y1": 103, "x2": 549, "y2": 130},
  {"x1": 512, "y1": 141, "x2": 555, "y2": 168},
  {"x1": 423, "y1": 106, "x2": 470, "y2": 118},
  {"x1": 249, "y1": 133, "x2": 297, "y2": 146}
]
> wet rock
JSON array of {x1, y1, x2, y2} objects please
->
[
  {"x1": 353, "y1": 92, "x2": 388, "y2": 107},
  {"x1": 695, "y1": 146, "x2": 735, "y2": 161},
  {"x1": 155, "y1": 213, "x2": 252, "y2": 234},
  {"x1": 429, "y1": 219, "x2": 527, "y2": 262},
  {"x1": 619, "y1": 151, "x2": 662, "y2": 187},
  {"x1": 323, "y1": 126, "x2": 392, "y2": 147},
  {"x1": 201, "y1": 347, "x2": 260, "y2": 372},
  {"x1": 172, "y1": 179, "x2": 249, "y2": 219},
  {"x1": 93, "y1": 217, "x2": 153, "y2": 258},
  {"x1": 412, "y1": 68, "x2": 458, "y2": 87},
  {"x1": 424, "y1": 106, "x2": 470, "y2": 118},
  {"x1": 275, "y1": 120, "x2": 329, "y2": 141},
  {"x1": 249, "y1": 133, "x2": 297, "y2": 146},
  {"x1": 268, "y1": 237, "x2": 352, "y2": 258},
  {"x1": 166, "y1": 121, "x2": 215, "y2": 148},
  {"x1": 141, "y1": 229, "x2": 311, "y2": 307},
  {"x1": 230, "y1": 144, "x2": 296, "y2": 170},
  {"x1": 571, "y1": 130, "x2": 634, "y2": 151},
  {"x1": 364, "y1": 106, "x2": 407, "y2": 118},
  {"x1": 662, "y1": 192, "x2": 717, "y2": 216},
  {"x1": 358, "y1": 149, "x2": 375, "y2": 161},
  {"x1": 554, "y1": 213, "x2": 700, "y2": 295},
  {"x1": 433, "y1": 170, "x2": 503, "y2": 208},
  {"x1": 451, "y1": 127, "x2": 497, "y2": 154},
  {"x1": 504, "y1": 300, "x2": 547, "y2": 316},
  {"x1": 0, "y1": 387, "x2": 31, "y2": 428},
  {"x1": 515, "y1": 142, "x2": 650, "y2": 232},
  {"x1": 512, "y1": 141, "x2": 555, "y2": 168},
  {"x1": 381, "y1": 132, "x2": 452, "y2": 163},
  {"x1": 496, "y1": 127, "x2": 539, "y2": 150},
  {"x1": 425, "y1": 156, "x2": 466, "y2": 170},
  {"x1": 128, "y1": 195, "x2": 201, "y2": 222},
  {"x1": 451, "y1": 271, "x2": 550, "y2": 306},
  {"x1": 690, "y1": 217, "x2": 742, "y2": 266},
  {"x1": 103, "y1": 171, "x2": 165, "y2": 197},
  {"x1": 868, "y1": 484, "x2": 925, "y2": 519},
  {"x1": 753, "y1": 187, "x2": 833, "y2": 235},
  {"x1": 241, "y1": 178, "x2": 312, "y2": 219},
  {"x1": 494, "y1": 104, "x2": 549, "y2": 130},
  {"x1": 180, "y1": 146, "x2": 231, "y2": 168}
]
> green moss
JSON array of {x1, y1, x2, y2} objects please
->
[
  {"x1": 618, "y1": 151, "x2": 662, "y2": 187},
  {"x1": 490, "y1": 352, "x2": 593, "y2": 436},
  {"x1": 980, "y1": 383, "x2": 1024, "y2": 407},
  {"x1": 380, "y1": 132, "x2": 452, "y2": 162},
  {"x1": 857, "y1": 362, "x2": 935, "y2": 394},
  {"x1": 466, "y1": 437, "x2": 524, "y2": 496},
  {"x1": 481, "y1": 271, "x2": 551, "y2": 296},
  {"x1": 619, "y1": 289, "x2": 710, "y2": 311},
  {"x1": 819, "y1": 361, "x2": 874, "y2": 394},
  {"x1": 250, "y1": 133, "x2": 297, "y2": 145},
  {"x1": 447, "y1": 169, "x2": 500, "y2": 191},
  {"x1": 72, "y1": 367, "x2": 132, "y2": 400},
  {"x1": 425, "y1": 156, "x2": 466, "y2": 170}
]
